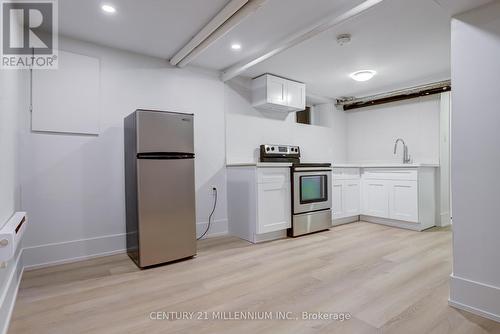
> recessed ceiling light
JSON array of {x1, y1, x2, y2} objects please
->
[
  {"x1": 231, "y1": 43, "x2": 242, "y2": 51},
  {"x1": 101, "y1": 4, "x2": 116, "y2": 14},
  {"x1": 350, "y1": 70, "x2": 376, "y2": 82}
]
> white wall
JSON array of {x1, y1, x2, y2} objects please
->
[
  {"x1": 438, "y1": 92, "x2": 451, "y2": 226},
  {"x1": 224, "y1": 77, "x2": 348, "y2": 164},
  {"x1": 449, "y1": 2, "x2": 500, "y2": 321},
  {"x1": 0, "y1": 68, "x2": 27, "y2": 333},
  {"x1": 19, "y1": 36, "x2": 228, "y2": 268},
  {"x1": 0, "y1": 73, "x2": 21, "y2": 227},
  {"x1": 346, "y1": 96, "x2": 440, "y2": 164}
]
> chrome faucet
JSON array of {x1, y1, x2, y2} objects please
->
[{"x1": 394, "y1": 138, "x2": 411, "y2": 164}]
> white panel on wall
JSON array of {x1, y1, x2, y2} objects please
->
[{"x1": 32, "y1": 50, "x2": 100, "y2": 135}]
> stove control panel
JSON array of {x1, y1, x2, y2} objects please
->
[{"x1": 260, "y1": 144, "x2": 300, "y2": 162}]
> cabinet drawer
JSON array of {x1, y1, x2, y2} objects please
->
[
  {"x1": 257, "y1": 168, "x2": 290, "y2": 184},
  {"x1": 333, "y1": 168, "x2": 360, "y2": 180},
  {"x1": 362, "y1": 169, "x2": 417, "y2": 181}
]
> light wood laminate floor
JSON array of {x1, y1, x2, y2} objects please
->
[{"x1": 9, "y1": 222, "x2": 500, "y2": 333}]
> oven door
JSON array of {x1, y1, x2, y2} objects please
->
[{"x1": 293, "y1": 168, "x2": 332, "y2": 214}]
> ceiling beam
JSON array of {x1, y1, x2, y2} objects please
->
[
  {"x1": 221, "y1": 0, "x2": 384, "y2": 82},
  {"x1": 171, "y1": 0, "x2": 267, "y2": 68},
  {"x1": 170, "y1": 0, "x2": 249, "y2": 66}
]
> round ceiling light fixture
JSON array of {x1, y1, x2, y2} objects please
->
[
  {"x1": 101, "y1": 4, "x2": 116, "y2": 14},
  {"x1": 350, "y1": 70, "x2": 377, "y2": 82}
]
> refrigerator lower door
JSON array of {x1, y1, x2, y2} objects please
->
[{"x1": 137, "y1": 158, "x2": 196, "y2": 267}]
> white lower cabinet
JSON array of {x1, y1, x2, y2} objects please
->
[
  {"x1": 360, "y1": 168, "x2": 436, "y2": 231},
  {"x1": 332, "y1": 168, "x2": 361, "y2": 223},
  {"x1": 332, "y1": 181, "x2": 344, "y2": 219},
  {"x1": 227, "y1": 166, "x2": 291, "y2": 243},
  {"x1": 388, "y1": 180, "x2": 418, "y2": 222},
  {"x1": 362, "y1": 180, "x2": 389, "y2": 218},
  {"x1": 344, "y1": 181, "x2": 361, "y2": 216},
  {"x1": 361, "y1": 179, "x2": 418, "y2": 222},
  {"x1": 257, "y1": 177, "x2": 291, "y2": 234}
]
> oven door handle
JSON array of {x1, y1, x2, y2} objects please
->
[{"x1": 293, "y1": 167, "x2": 332, "y2": 172}]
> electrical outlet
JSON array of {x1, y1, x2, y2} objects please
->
[{"x1": 210, "y1": 185, "x2": 217, "y2": 195}]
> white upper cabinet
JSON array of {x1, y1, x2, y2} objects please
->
[
  {"x1": 252, "y1": 74, "x2": 306, "y2": 112},
  {"x1": 266, "y1": 75, "x2": 287, "y2": 105},
  {"x1": 285, "y1": 80, "x2": 306, "y2": 110}
]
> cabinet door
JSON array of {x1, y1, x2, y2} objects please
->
[
  {"x1": 257, "y1": 182, "x2": 291, "y2": 234},
  {"x1": 362, "y1": 180, "x2": 389, "y2": 218},
  {"x1": 286, "y1": 81, "x2": 305, "y2": 110},
  {"x1": 389, "y1": 181, "x2": 418, "y2": 222},
  {"x1": 332, "y1": 181, "x2": 344, "y2": 219},
  {"x1": 256, "y1": 168, "x2": 291, "y2": 234},
  {"x1": 344, "y1": 180, "x2": 360, "y2": 216},
  {"x1": 266, "y1": 76, "x2": 287, "y2": 105}
]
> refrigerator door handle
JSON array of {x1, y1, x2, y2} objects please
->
[{"x1": 137, "y1": 152, "x2": 195, "y2": 160}]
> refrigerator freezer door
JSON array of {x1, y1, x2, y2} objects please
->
[
  {"x1": 137, "y1": 158, "x2": 196, "y2": 267},
  {"x1": 136, "y1": 110, "x2": 194, "y2": 154}
]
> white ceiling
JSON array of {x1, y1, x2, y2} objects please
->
[
  {"x1": 243, "y1": 0, "x2": 452, "y2": 98},
  {"x1": 57, "y1": 0, "x2": 364, "y2": 68},
  {"x1": 433, "y1": 0, "x2": 494, "y2": 16},
  {"x1": 58, "y1": 0, "x2": 229, "y2": 59},
  {"x1": 56, "y1": 0, "x2": 476, "y2": 98},
  {"x1": 190, "y1": 0, "x2": 366, "y2": 70}
]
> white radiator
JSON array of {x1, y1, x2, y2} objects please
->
[{"x1": 0, "y1": 212, "x2": 27, "y2": 263}]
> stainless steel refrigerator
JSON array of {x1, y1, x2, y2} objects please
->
[{"x1": 124, "y1": 109, "x2": 196, "y2": 268}]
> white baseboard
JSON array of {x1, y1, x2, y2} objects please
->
[
  {"x1": 196, "y1": 219, "x2": 228, "y2": 239},
  {"x1": 449, "y1": 274, "x2": 500, "y2": 323},
  {"x1": 360, "y1": 215, "x2": 432, "y2": 231},
  {"x1": 332, "y1": 216, "x2": 360, "y2": 226},
  {"x1": 439, "y1": 211, "x2": 451, "y2": 227},
  {"x1": 22, "y1": 233, "x2": 127, "y2": 270},
  {"x1": 21, "y1": 219, "x2": 228, "y2": 269},
  {"x1": 253, "y1": 229, "x2": 287, "y2": 243},
  {"x1": 0, "y1": 248, "x2": 24, "y2": 334}
]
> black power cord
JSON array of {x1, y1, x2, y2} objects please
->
[{"x1": 197, "y1": 187, "x2": 217, "y2": 240}]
